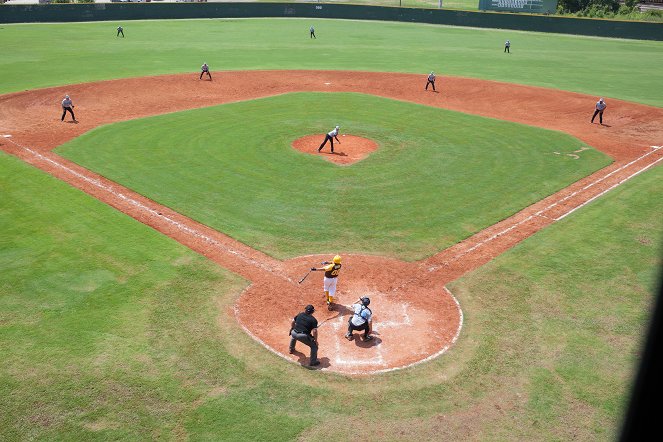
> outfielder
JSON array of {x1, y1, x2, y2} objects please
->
[
  {"x1": 116, "y1": 26, "x2": 124, "y2": 38},
  {"x1": 504, "y1": 39, "x2": 511, "y2": 53},
  {"x1": 61, "y1": 95, "x2": 76, "y2": 122},
  {"x1": 310, "y1": 25, "x2": 316, "y2": 39},
  {"x1": 346, "y1": 297, "x2": 373, "y2": 341},
  {"x1": 311, "y1": 255, "x2": 342, "y2": 310},
  {"x1": 200, "y1": 63, "x2": 212, "y2": 80},
  {"x1": 318, "y1": 125, "x2": 341, "y2": 153}
]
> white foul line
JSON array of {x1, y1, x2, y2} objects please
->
[
  {"x1": 4, "y1": 137, "x2": 292, "y2": 283},
  {"x1": 442, "y1": 147, "x2": 662, "y2": 264},
  {"x1": 557, "y1": 156, "x2": 663, "y2": 220}
]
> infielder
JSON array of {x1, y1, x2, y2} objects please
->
[
  {"x1": 200, "y1": 63, "x2": 212, "y2": 80},
  {"x1": 504, "y1": 39, "x2": 511, "y2": 53},
  {"x1": 318, "y1": 125, "x2": 341, "y2": 153},
  {"x1": 346, "y1": 297, "x2": 373, "y2": 341},
  {"x1": 591, "y1": 98, "x2": 607, "y2": 125},
  {"x1": 425, "y1": 71, "x2": 436, "y2": 92},
  {"x1": 61, "y1": 95, "x2": 76, "y2": 122},
  {"x1": 117, "y1": 26, "x2": 124, "y2": 38},
  {"x1": 311, "y1": 255, "x2": 342, "y2": 310}
]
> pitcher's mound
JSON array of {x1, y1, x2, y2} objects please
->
[{"x1": 292, "y1": 134, "x2": 378, "y2": 165}]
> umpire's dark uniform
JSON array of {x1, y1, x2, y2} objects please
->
[{"x1": 289, "y1": 305, "x2": 320, "y2": 366}]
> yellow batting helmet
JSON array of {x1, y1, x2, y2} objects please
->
[{"x1": 333, "y1": 255, "x2": 341, "y2": 264}]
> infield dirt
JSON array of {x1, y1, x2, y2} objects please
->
[{"x1": 1, "y1": 71, "x2": 661, "y2": 374}]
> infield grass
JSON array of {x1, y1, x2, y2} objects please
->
[
  {"x1": 1, "y1": 149, "x2": 661, "y2": 440},
  {"x1": 56, "y1": 92, "x2": 611, "y2": 260},
  {"x1": 1, "y1": 19, "x2": 663, "y2": 106}
]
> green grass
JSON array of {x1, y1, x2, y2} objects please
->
[
  {"x1": 1, "y1": 148, "x2": 660, "y2": 440},
  {"x1": 56, "y1": 92, "x2": 610, "y2": 260},
  {"x1": 446, "y1": 163, "x2": 663, "y2": 440},
  {"x1": 2, "y1": 15, "x2": 662, "y2": 441},
  {"x1": 0, "y1": 151, "x2": 314, "y2": 440},
  {"x1": 1, "y1": 18, "x2": 663, "y2": 106}
]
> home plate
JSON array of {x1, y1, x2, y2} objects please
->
[{"x1": 236, "y1": 253, "x2": 464, "y2": 375}]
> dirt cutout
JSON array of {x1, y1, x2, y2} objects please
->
[
  {"x1": 292, "y1": 134, "x2": 379, "y2": 165},
  {"x1": 1, "y1": 71, "x2": 662, "y2": 375}
]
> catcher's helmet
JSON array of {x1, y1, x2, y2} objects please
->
[
  {"x1": 361, "y1": 297, "x2": 370, "y2": 306},
  {"x1": 333, "y1": 255, "x2": 341, "y2": 264},
  {"x1": 305, "y1": 304, "x2": 315, "y2": 314}
]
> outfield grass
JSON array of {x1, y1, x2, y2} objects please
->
[
  {"x1": 56, "y1": 92, "x2": 610, "y2": 260},
  {"x1": 2, "y1": 149, "x2": 660, "y2": 440},
  {"x1": 1, "y1": 19, "x2": 663, "y2": 106},
  {"x1": 3, "y1": 14, "x2": 662, "y2": 441}
]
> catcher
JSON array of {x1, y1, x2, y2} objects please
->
[
  {"x1": 311, "y1": 254, "x2": 342, "y2": 310},
  {"x1": 346, "y1": 297, "x2": 373, "y2": 341}
]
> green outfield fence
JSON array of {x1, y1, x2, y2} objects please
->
[{"x1": 1, "y1": 3, "x2": 662, "y2": 40}]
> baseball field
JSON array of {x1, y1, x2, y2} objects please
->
[{"x1": 1, "y1": 17, "x2": 662, "y2": 440}]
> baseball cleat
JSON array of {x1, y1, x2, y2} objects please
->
[
  {"x1": 363, "y1": 335, "x2": 373, "y2": 341},
  {"x1": 345, "y1": 333, "x2": 353, "y2": 341}
]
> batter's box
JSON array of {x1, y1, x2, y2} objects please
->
[{"x1": 329, "y1": 302, "x2": 415, "y2": 367}]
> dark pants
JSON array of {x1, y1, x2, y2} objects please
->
[
  {"x1": 310, "y1": 31, "x2": 316, "y2": 39},
  {"x1": 318, "y1": 134, "x2": 334, "y2": 152},
  {"x1": 591, "y1": 109, "x2": 604, "y2": 124},
  {"x1": 290, "y1": 330, "x2": 318, "y2": 364},
  {"x1": 426, "y1": 80, "x2": 436, "y2": 91},
  {"x1": 61, "y1": 107, "x2": 75, "y2": 121},
  {"x1": 505, "y1": 46, "x2": 510, "y2": 53},
  {"x1": 200, "y1": 71, "x2": 212, "y2": 80},
  {"x1": 117, "y1": 30, "x2": 124, "y2": 37},
  {"x1": 347, "y1": 320, "x2": 370, "y2": 338}
]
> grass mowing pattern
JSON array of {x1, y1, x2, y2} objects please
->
[
  {"x1": 1, "y1": 151, "x2": 660, "y2": 440},
  {"x1": 1, "y1": 19, "x2": 663, "y2": 106},
  {"x1": 56, "y1": 92, "x2": 610, "y2": 260},
  {"x1": 0, "y1": 152, "x2": 311, "y2": 441},
  {"x1": 445, "y1": 165, "x2": 663, "y2": 440}
]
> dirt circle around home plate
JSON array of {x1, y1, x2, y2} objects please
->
[
  {"x1": 234, "y1": 254, "x2": 463, "y2": 375},
  {"x1": 292, "y1": 134, "x2": 379, "y2": 165},
  {"x1": 2, "y1": 70, "x2": 662, "y2": 375}
]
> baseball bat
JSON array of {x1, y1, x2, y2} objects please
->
[{"x1": 298, "y1": 269, "x2": 313, "y2": 284}]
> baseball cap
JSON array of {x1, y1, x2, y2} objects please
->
[{"x1": 305, "y1": 304, "x2": 315, "y2": 314}]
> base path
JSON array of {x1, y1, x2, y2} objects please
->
[{"x1": 1, "y1": 71, "x2": 662, "y2": 375}]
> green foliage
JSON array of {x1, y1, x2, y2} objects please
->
[
  {"x1": 77, "y1": 0, "x2": 95, "y2": 3},
  {"x1": 50, "y1": 0, "x2": 71, "y2": 3},
  {"x1": 557, "y1": 0, "x2": 663, "y2": 21},
  {"x1": 557, "y1": 0, "x2": 619, "y2": 14}
]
